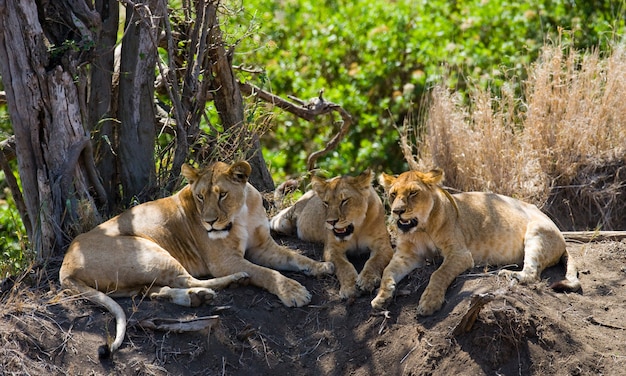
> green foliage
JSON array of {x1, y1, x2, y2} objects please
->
[
  {"x1": 0, "y1": 186, "x2": 29, "y2": 278},
  {"x1": 231, "y1": 0, "x2": 625, "y2": 179}
]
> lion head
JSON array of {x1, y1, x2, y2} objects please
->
[
  {"x1": 378, "y1": 169, "x2": 444, "y2": 234},
  {"x1": 310, "y1": 170, "x2": 373, "y2": 241},
  {"x1": 181, "y1": 161, "x2": 251, "y2": 239}
]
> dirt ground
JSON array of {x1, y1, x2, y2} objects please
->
[{"x1": 1, "y1": 235, "x2": 625, "y2": 376}]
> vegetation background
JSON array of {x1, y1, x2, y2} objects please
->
[{"x1": 0, "y1": 0, "x2": 625, "y2": 275}]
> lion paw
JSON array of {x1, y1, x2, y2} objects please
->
[
  {"x1": 498, "y1": 269, "x2": 533, "y2": 284},
  {"x1": 371, "y1": 287, "x2": 394, "y2": 309},
  {"x1": 339, "y1": 285, "x2": 359, "y2": 300},
  {"x1": 228, "y1": 272, "x2": 251, "y2": 287},
  {"x1": 370, "y1": 295, "x2": 388, "y2": 310},
  {"x1": 306, "y1": 261, "x2": 335, "y2": 277},
  {"x1": 277, "y1": 279, "x2": 311, "y2": 307},
  {"x1": 187, "y1": 287, "x2": 217, "y2": 307},
  {"x1": 356, "y1": 271, "x2": 381, "y2": 293},
  {"x1": 416, "y1": 291, "x2": 444, "y2": 316}
]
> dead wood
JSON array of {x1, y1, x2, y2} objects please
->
[
  {"x1": 562, "y1": 231, "x2": 626, "y2": 242},
  {"x1": 133, "y1": 316, "x2": 220, "y2": 333},
  {"x1": 451, "y1": 292, "x2": 496, "y2": 335},
  {"x1": 239, "y1": 83, "x2": 353, "y2": 171}
]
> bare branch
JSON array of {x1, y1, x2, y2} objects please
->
[{"x1": 239, "y1": 83, "x2": 353, "y2": 171}]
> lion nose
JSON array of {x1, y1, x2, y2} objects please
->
[{"x1": 392, "y1": 207, "x2": 406, "y2": 215}]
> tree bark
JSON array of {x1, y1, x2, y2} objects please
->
[
  {"x1": 0, "y1": 0, "x2": 102, "y2": 259},
  {"x1": 117, "y1": 0, "x2": 161, "y2": 204},
  {"x1": 88, "y1": 0, "x2": 119, "y2": 215}
]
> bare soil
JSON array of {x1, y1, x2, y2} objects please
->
[{"x1": 1, "y1": 236, "x2": 625, "y2": 376}]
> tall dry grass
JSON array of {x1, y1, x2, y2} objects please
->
[{"x1": 409, "y1": 40, "x2": 626, "y2": 230}]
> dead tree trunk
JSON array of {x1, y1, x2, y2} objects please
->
[
  {"x1": 88, "y1": 0, "x2": 119, "y2": 215},
  {"x1": 117, "y1": 0, "x2": 161, "y2": 204},
  {"x1": 0, "y1": 0, "x2": 104, "y2": 259},
  {"x1": 0, "y1": 0, "x2": 279, "y2": 261}
]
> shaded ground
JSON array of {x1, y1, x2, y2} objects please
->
[{"x1": 1, "y1": 236, "x2": 625, "y2": 376}]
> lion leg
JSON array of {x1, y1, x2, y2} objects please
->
[
  {"x1": 324, "y1": 245, "x2": 359, "y2": 299},
  {"x1": 211, "y1": 256, "x2": 313, "y2": 307},
  {"x1": 269, "y1": 206, "x2": 296, "y2": 235},
  {"x1": 371, "y1": 243, "x2": 426, "y2": 309},
  {"x1": 246, "y1": 235, "x2": 334, "y2": 277},
  {"x1": 417, "y1": 250, "x2": 474, "y2": 316},
  {"x1": 498, "y1": 223, "x2": 564, "y2": 284},
  {"x1": 147, "y1": 273, "x2": 249, "y2": 307},
  {"x1": 357, "y1": 237, "x2": 394, "y2": 293}
]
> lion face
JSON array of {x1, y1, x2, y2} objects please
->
[
  {"x1": 181, "y1": 161, "x2": 251, "y2": 239},
  {"x1": 311, "y1": 170, "x2": 373, "y2": 242},
  {"x1": 379, "y1": 169, "x2": 444, "y2": 233}
]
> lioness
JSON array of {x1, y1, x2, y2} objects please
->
[
  {"x1": 270, "y1": 170, "x2": 393, "y2": 298},
  {"x1": 60, "y1": 161, "x2": 333, "y2": 357},
  {"x1": 371, "y1": 168, "x2": 581, "y2": 315}
]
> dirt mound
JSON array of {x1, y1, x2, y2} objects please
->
[{"x1": 1, "y1": 238, "x2": 626, "y2": 375}]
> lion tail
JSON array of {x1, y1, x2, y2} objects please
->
[
  {"x1": 61, "y1": 278, "x2": 127, "y2": 358},
  {"x1": 549, "y1": 250, "x2": 582, "y2": 292}
]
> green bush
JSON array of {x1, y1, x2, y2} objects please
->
[{"x1": 230, "y1": 0, "x2": 624, "y2": 179}]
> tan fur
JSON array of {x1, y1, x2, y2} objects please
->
[
  {"x1": 371, "y1": 169, "x2": 581, "y2": 315},
  {"x1": 59, "y1": 161, "x2": 333, "y2": 357},
  {"x1": 270, "y1": 170, "x2": 393, "y2": 299}
]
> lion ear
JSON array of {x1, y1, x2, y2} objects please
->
[
  {"x1": 378, "y1": 172, "x2": 395, "y2": 191},
  {"x1": 353, "y1": 169, "x2": 373, "y2": 190},
  {"x1": 228, "y1": 161, "x2": 252, "y2": 183},
  {"x1": 310, "y1": 175, "x2": 327, "y2": 196},
  {"x1": 181, "y1": 163, "x2": 200, "y2": 184},
  {"x1": 423, "y1": 168, "x2": 444, "y2": 185}
]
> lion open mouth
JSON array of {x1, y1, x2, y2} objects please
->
[
  {"x1": 207, "y1": 222, "x2": 233, "y2": 239},
  {"x1": 396, "y1": 218, "x2": 418, "y2": 232},
  {"x1": 332, "y1": 224, "x2": 355, "y2": 239}
]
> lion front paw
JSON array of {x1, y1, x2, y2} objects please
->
[
  {"x1": 307, "y1": 261, "x2": 335, "y2": 277},
  {"x1": 356, "y1": 271, "x2": 381, "y2": 293},
  {"x1": 277, "y1": 278, "x2": 311, "y2": 307},
  {"x1": 416, "y1": 288, "x2": 445, "y2": 316},
  {"x1": 339, "y1": 285, "x2": 359, "y2": 300},
  {"x1": 371, "y1": 282, "x2": 395, "y2": 309}
]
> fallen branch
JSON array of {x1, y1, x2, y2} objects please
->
[
  {"x1": 585, "y1": 315, "x2": 626, "y2": 330},
  {"x1": 451, "y1": 292, "x2": 496, "y2": 336},
  {"x1": 133, "y1": 315, "x2": 220, "y2": 333},
  {"x1": 562, "y1": 231, "x2": 626, "y2": 242}
]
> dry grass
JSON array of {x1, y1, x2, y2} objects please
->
[{"x1": 407, "y1": 40, "x2": 626, "y2": 230}]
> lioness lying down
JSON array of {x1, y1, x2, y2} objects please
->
[
  {"x1": 270, "y1": 170, "x2": 393, "y2": 299},
  {"x1": 371, "y1": 169, "x2": 581, "y2": 316},
  {"x1": 60, "y1": 161, "x2": 333, "y2": 357}
]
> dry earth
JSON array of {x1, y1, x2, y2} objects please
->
[{"x1": 1, "y1": 235, "x2": 625, "y2": 376}]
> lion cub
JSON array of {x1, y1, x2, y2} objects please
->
[
  {"x1": 371, "y1": 168, "x2": 581, "y2": 316},
  {"x1": 60, "y1": 161, "x2": 333, "y2": 357},
  {"x1": 271, "y1": 170, "x2": 393, "y2": 299}
]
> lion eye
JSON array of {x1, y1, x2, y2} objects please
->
[
  {"x1": 321, "y1": 201, "x2": 329, "y2": 208},
  {"x1": 196, "y1": 193, "x2": 204, "y2": 202},
  {"x1": 219, "y1": 191, "x2": 228, "y2": 200},
  {"x1": 389, "y1": 192, "x2": 397, "y2": 201},
  {"x1": 340, "y1": 198, "x2": 349, "y2": 206},
  {"x1": 409, "y1": 191, "x2": 418, "y2": 198}
]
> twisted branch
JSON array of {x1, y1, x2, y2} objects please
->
[{"x1": 239, "y1": 83, "x2": 353, "y2": 171}]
